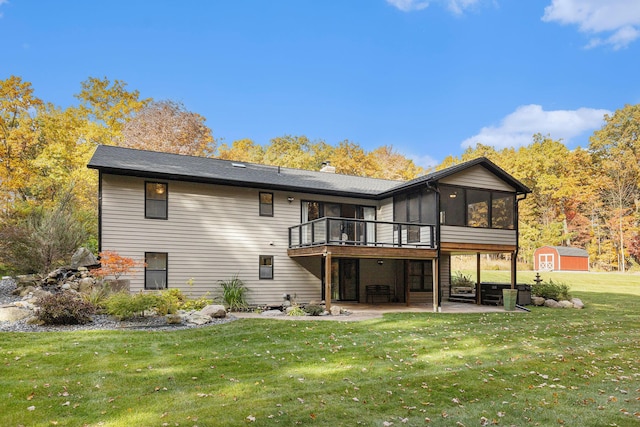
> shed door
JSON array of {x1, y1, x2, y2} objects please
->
[{"x1": 539, "y1": 254, "x2": 554, "y2": 271}]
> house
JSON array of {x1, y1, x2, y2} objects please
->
[
  {"x1": 87, "y1": 145, "x2": 531, "y2": 311},
  {"x1": 533, "y1": 246, "x2": 589, "y2": 272}
]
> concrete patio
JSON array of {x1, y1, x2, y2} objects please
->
[{"x1": 232, "y1": 301, "x2": 528, "y2": 322}]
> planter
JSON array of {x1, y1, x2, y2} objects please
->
[{"x1": 502, "y1": 289, "x2": 518, "y2": 311}]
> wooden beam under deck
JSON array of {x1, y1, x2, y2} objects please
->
[
  {"x1": 288, "y1": 245, "x2": 437, "y2": 260},
  {"x1": 440, "y1": 242, "x2": 517, "y2": 253}
]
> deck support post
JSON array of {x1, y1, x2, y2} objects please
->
[
  {"x1": 511, "y1": 251, "x2": 516, "y2": 289},
  {"x1": 433, "y1": 258, "x2": 439, "y2": 312},
  {"x1": 476, "y1": 252, "x2": 482, "y2": 305},
  {"x1": 324, "y1": 252, "x2": 332, "y2": 312},
  {"x1": 405, "y1": 260, "x2": 410, "y2": 307}
]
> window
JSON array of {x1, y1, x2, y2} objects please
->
[
  {"x1": 145, "y1": 182, "x2": 168, "y2": 219},
  {"x1": 408, "y1": 260, "x2": 433, "y2": 292},
  {"x1": 145, "y1": 252, "x2": 167, "y2": 289},
  {"x1": 259, "y1": 255, "x2": 273, "y2": 279},
  {"x1": 440, "y1": 187, "x2": 465, "y2": 226},
  {"x1": 467, "y1": 189, "x2": 490, "y2": 228},
  {"x1": 492, "y1": 193, "x2": 515, "y2": 229},
  {"x1": 439, "y1": 186, "x2": 515, "y2": 230},
  {"x1": 259, "y1": 192, "x2": 273, "y2": 217}
]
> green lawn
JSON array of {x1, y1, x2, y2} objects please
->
[{"x1": 1, "y1": 273, "x2": 639, "y2": 426}]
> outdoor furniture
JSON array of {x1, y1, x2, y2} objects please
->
[
  {"x1": 366, "y1": 284, "x2": 392, "y2": 303},
  {"x1": 480, "y1": 283, "x2": 532, "y2": 305}
]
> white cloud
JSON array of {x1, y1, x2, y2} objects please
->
[
  {"x1": 542, "y1": 0, "x2": 640, "y2": 49},
  {"x1": 386, "y1": 0, "x2": 481, "y2": 14},
  {"x1": 446, "y1": 0, "x2": 481, "y2": 15},
  {"x1": 409, "y1": 153, "x2": 439, "y2": 169},
  {"x1": 461, "y1": 104, "x2": 611, "y2": 149},
  {"x1": 386, "y1": 0, "x2": 430, "y2": 12}
]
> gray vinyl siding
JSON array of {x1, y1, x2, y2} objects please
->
[
  {"x1": 377, "y1": 198, "x2": 394, "y2": 244},
  {"x1": 101, "y1": 174, "x2": 384, "y2": 305},
  {"x1": 440, "y1": 254, "x2": 450, "y2": 299},
  {"x1": 441, "y1": 225, "x2": 517, "y2": 245},
  {"x1": 440, "y1": 165, "x2": 515, "y2": 192}
]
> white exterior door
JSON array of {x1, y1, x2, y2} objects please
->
[{"x1": 539, "y1": 254, "x2": 554, "y2": 271}]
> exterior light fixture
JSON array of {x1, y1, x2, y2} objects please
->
[
  {"x1": 377, "y1": 260, "x2": 384, "y2": 265},
  {"x1": 287, "y1": 197, "x2": 294, "y2": 203}
]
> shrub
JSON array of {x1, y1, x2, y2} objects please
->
[
  {"x1": 82, "y1": 283, "x2": 111, "y2": 311},
  {"x1": 451, "y1": 271, "x2": 474, "y2": 287},
  {"x1": 36, "y1": 292, "x2": 96, "y2": 325},
  {"x1": 287, "y1": 306, "x2": 307, "y2": 316},
  {"x1": 532, "y1": 280, "x2": 571, "y2": 301},
  {"x1": 182, "y1": 294, "x2": 214, "y2": 311},
  {"x1": 304, "y1": 304, "x2": 324, "y2": 316},
  {"x1": 156, "y1": 289, "x2": 185, "y2": 316},
  {"x1": 219, "y1": 275, "x2": 248, "y2": 311},
  {"x1": 105, "y1": 292, "x2": 161, "y2": 320}
]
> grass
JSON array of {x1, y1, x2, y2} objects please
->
[{"x1": 1, "y1": 273, "x2": 639, "y2": 426}]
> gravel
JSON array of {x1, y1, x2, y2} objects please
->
[{"x1": 0, "y1": 277, "x2": 236, "y2": 333}]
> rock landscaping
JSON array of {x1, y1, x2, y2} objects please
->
[
  {"x1": 0, "y1": 248, "x2": 236, "y2": 333},
  {"x1": 530, "y1": 295, "x2": 584, "y2": 309}
]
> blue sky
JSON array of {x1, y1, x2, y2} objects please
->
[{"x1": 1, "y1": 0, "x2": 639, "y2": 167}]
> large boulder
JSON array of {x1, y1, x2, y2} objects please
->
[
  {"x1": 558, "y1": 300, "x2": 574, "y2": 309},
  {"x1": 200, "y1": 304, "x2": 227, "y2": 318},
  {"x1": 570, "y1": 298, "x2": 584, "y2": 309},
  {"x1": 544, "y1": 299, "x2": 562, "y2": 308},
  {"x1": 182, "y1": 311, "x2": 212, "y2": 325},
  {"x1": 531, "y1": 296, "x2": 545, "y2": 306},
  {"x1": 71, "y1": 248, "x2": 98, "y2": 269},
  {"x1": 0, "y1": 306, "x2": 32, "y2": 322},
  {"x1": 261, "y1": 309, "x2": 284, "y2": 317}
]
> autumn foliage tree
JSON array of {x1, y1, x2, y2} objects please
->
[
  {"x1": 93, "y1": 250, "x2": 144, "y2": 280},
  {"x1": 122, "y1": 100, "x2": 215, "y2": 156}
]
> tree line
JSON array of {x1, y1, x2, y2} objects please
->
[{"x1": 1, "y1": 75, "x2": 638, "y2": 273}]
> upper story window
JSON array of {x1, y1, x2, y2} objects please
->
[
  {"x1": 440, "y1": 185, "x2": 515, "y2": 229},
  {"x1": 145, "y1": 182, "x2": 168, "y2": 219},
  {"x1": 259, "y1": 192, "x2": 274, "y2": 217}
]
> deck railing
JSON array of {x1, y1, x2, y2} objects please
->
[{"x1": 288, "y1": 217, "x2": 436, "y2": 249}]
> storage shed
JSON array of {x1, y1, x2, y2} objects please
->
[{"x1": 534, "y1": 246, "x2": 589, "y2": 272}]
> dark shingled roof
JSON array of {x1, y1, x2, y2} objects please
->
[{"x1": 88, "y1": 145, "x2": 531, "y2": 198}]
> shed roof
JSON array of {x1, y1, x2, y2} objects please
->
[
  {"x1": 542, "y1": 246, "x2": 589, "y2": 257},
  {"x1": 88, "y1": 145, "x2": 531, "y2": 199}
]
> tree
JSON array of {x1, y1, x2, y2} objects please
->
[
  {"x1": 74, "y1": 77, "x2": 150, "y2": 146},
  {"x1": 263, "y1": 135, "x2": 331, "y2": 170},
  {"x1": 32, "y1": 103, "x2": 96, "y2": 206},
  {"x1": 0, "y1": 76, "x2": 43, "y2": 210},
  {"x1": 328, "y1": 140, "x2": 376, "y2": 177},
  {"x1": 122, "y1": 100, "x2": 215, "y2": 156},
  {"x1": 216, "y1": 138, "x2": 266, "y2": 163},
  {"x1": 589, "y1": 104, "x2": 640, "y2": 272},
  {"x1": 0, "y1": 191, "x2": 89, "y2": 274},
  {"x1": 368, "y1": 145, "x2": 424, "y2": 180}
]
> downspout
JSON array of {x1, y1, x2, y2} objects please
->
[
  {"x1": 428, "y1": 181, "x2": 442, "y2": 311},
  {"x1": 97, "y1": 170, "x2": 103, "y2": 253},
  {"x1": 513, "y1": 193, "x2": 528, "y2": 288}
]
